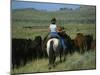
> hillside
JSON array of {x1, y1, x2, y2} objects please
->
[{"x1": 12, "y1": 5, "x2": 96, "y2": 26}]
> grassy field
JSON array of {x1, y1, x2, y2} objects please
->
[
  {"x1": 11, "y1": 5, "x2": 96, "y2": 74},
  {"x1": 11, "y1": 50, "x2": 96, "y2": 74},
  {"x1": 12, "y1": 24, "x2": 96, "y2": 40}
]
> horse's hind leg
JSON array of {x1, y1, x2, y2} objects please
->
[
  {"x1": 59, "y1": 50, "x2": 62, "y2": 62},
  {"x1": 52, "y1": 53, "x2": 56, "y2": 67},
  {"x1": 48, "y1": 48, "x2": 55, "y2": 69},
  {"x1": 48, "y1": 55, "x2": 53, "y2": 69},
  {"x1": 48, "y1": 53, "x2": 55, "y2": 69},
  {"x1": 63, "y1": 49, "x2": 66, "y2": 61}
]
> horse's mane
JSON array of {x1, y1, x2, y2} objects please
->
[
  {"x1": 58, "y1": 31, "x2": 71, "y2": 41},
  {"x1": 42, "y1": 33, "x2": 49, "y2": 51},
  {"x1": 43, "y1": 33, "x2": 49, "y2": 44}
]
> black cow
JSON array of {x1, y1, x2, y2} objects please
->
[
  {"x1": 12, "y1": 36, "x2": 42, "y2": 69},
  {"x1": 85, "y1": 35, "x2": 93, "y2": 50}
]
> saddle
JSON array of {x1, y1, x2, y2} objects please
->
[
  {"x1": 43, "y1": 33, "x2": 60, "y2": 47},
  {"x1": 49, "y1": 35, "x2": 59, "y2": 39}
]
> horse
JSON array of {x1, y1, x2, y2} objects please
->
[
  {"x1": 46, "y1": 38, "x2": 66, "y2": 69},
  {"x1": 44, "y1": 26, "x2": 73, "y2": 69},
  {"x1": 46, "y1": 33, "x2": 74, "y2": 69}
]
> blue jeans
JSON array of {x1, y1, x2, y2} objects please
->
[{"x1": 50, "y1": 32, "x2": 66, "y2": 49}]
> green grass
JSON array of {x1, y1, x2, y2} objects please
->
[
  {"x1": 12, "y1": 24, "x2": 96, "y2": 40},
  {"x1": 11, "y1": 50, "x2": 96, "y2": 74}
]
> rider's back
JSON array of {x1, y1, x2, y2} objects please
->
[{"x1": 49, "y1": 24, "x2": 57, "y2": 32}]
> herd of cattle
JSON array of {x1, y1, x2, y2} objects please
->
[{"x1": 12, "y1": 33, "x2": 96, "y2": 69}]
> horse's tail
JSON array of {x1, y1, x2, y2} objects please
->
[
  {"x1": 49, "y1": 40, "x2": 55, "y2": 65},
  {"x1": 49, "y1": 41, "x2": 54, "y2": 56}
]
